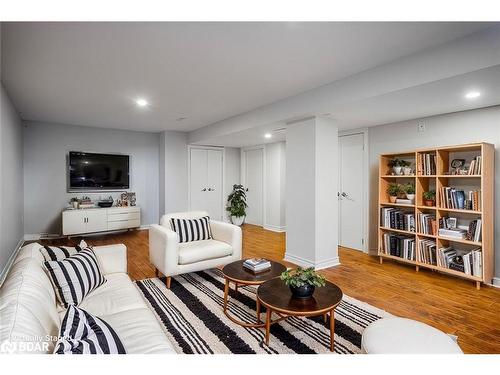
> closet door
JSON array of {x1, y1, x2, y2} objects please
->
[
  {"x1": 206, "y1": 150, "x2": 223, "y2": 220},
  {"x1": 190, "y1": 148, "x2": 208, "y2": 213},
  {"x1": 244, "y1": 148, "x2": 264, "y2": 226}
]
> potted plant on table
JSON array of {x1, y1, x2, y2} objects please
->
[
  {"x1": 423, "y1": 190, "x2": 436, "y2": 207},
  {"x1": 280, "y1": 267, "x2": 326, "y2": 299},
  {"x1": 386, "y1": 183, "x2": 401, "y2": 203},
  {"x1": 226, "y1": 184, "x2": 248, "y2": 226}
]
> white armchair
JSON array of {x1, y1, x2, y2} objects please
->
[{"x1": 149, "y1": 211, "x2": 242, "y2": 288}]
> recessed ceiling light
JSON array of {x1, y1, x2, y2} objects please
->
[
  {"x1": 135, "y1": 98, "x2": 149, "y2": 107},
  {"x1": 264, "y1": 133, "x2": 272, "y2": 139},
  {"x1": 465, "y1": 91, "x2": 481, "y2": 99}
]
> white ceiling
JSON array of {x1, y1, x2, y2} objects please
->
[{"x1": 1, "y1": 22, "x2": 494, "y2": 133}]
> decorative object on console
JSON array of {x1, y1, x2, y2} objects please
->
[
  {"x1": 44, "y1": 247, "x2": 106, "y2": 307},
  {"x1": 78, "y1": 196, "x2": 94, "y2": 209},
  {"x1": 280, "y1": 267, "x2": 326, "y2": 299},
  {"x1": 55, "y1": 305, "x2": 126, "y2": 354},
  {"x1": 69, "y1": 197, "x2": 79, "y2": 209},
  {"x1": 127, "y1": 192, "x2": 136, "y2": 206},
  {"x1": 226, "y1": 184, "x2": 247, "y2": 226},
  {"x1": 97, "y1": 196, "x2": 114, "y2": 208}
]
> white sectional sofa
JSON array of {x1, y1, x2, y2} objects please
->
[{"x1": 0, "y1": 242, "x2": 175, "y2": 354}]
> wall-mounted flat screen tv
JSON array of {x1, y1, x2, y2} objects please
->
[{"x1": 68, "y1": 151, "x2": 130, "y2": 191}]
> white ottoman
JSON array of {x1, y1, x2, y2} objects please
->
[{"x1": 361, "y1": 317, "x2": 463, "y2": 354}]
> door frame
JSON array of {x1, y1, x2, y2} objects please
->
[
  {"x1": 187, "y1": 145, "x2": 225, "y2": 221},
  {"x1": 240, "y1": 145, "x2": 266, "y2": 227},
  {"x1": 338, "y1": 128, "x2": 369, "y2": 253}
]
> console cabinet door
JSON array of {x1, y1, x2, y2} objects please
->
[
  {"x1": 85, "y1": 210, "x2": 108, "y2": 233},
  {"x1": 62, "y1": 211, "x2": 86, "y2": 235}
]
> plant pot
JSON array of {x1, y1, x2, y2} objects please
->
[
  {"x1": 389, "y1": 195, "x2": 397, "y2": 203},
  {"x1": 289, "y1": 284, "x2": 315, "y2": 299},
  {"x1": 406, "y1": 194, "x2": 415, "y2": 201},
  {"x1": 72, "y1": 201, "x2": 79, "y2": 209},
  {"x1": 424, "y1": 200, "x2": 435, "y2": 207},
  {"x1": 231, "y1": 215, "x2": 245, "y2": 226},
  {"x1": 403, "y1": 167, "x2": 412, "y2": 175},
  {"x1": 393, "y1": 166, "x2": 402, "y2": 175}
]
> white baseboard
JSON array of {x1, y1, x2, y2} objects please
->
[
  {"x1": 492, "y1": 277, "x2": 500, "y2": 288},
  {"x1": 139, "y1": 225, "x2": 150, "y2": 231},
  {"x1": 0, "y1": 238, "x2": 25, "y2": 287},
  {"x1": 284, "y1": 253, "x2": 340, "y2": 270},
  {"x1": 263, "y1": 224, "x2": 286, "y2": 233},
  {"x1": 24, "y1": 234, "x2": 41, "y2": 241}
]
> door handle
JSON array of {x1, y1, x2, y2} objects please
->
[
  {"x1": 201, "y1": 188, "x2": 207, "y2": 191},
  {"x1": 341, "y1": 192, "x2": 348, "y2": 197},
  {"x1": 208, "y1": 188, "x2": 215, "y2": 192}
]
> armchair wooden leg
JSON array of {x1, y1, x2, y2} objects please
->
[
  {"x1": 166, "y1": 276, "x2": 171, "y2": 289},
  {"x1": 155, "y1": 268, "x2": 159, "y2": 278}
]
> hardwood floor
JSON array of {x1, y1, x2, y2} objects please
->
[{"x1": 35, "y1": 224, "x2": 500, "y2": 354}]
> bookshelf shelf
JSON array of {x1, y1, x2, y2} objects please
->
[{"x1": 378, "y1": 142, "x2": 494, "y2": 289}]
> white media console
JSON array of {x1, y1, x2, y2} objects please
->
[{"x1": 62, "y1": 206, "x2": 141, "y2": 236}]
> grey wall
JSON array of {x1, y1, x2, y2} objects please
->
[
  {"x1": 23, "y1": 121, "x2": 160, "y2": 235},
  {"x1": 0, "y1": 83, "x2": 24, "y2": 279},
  {"x1": 366, "y1": 105, "x2": 500, "y2": 281}
]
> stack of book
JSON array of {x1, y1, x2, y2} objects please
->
[
  {"x1": 243, "y1": 258, "x2": 271, "y2": 273},
  {"x1": 436, "y1": 247, "x2": 482, "y2": 276},
  {"x1": 417, "y1": 153, "x2": 436, "y2": 175},
  {"x1": 438, "y1": 227, "x2": 467, "y2": 239},
  {"x1": 382, "y1": 233, "x2": 415, "y2": 260},
  {"x1": 417, "y1": 213, "x2": 436, "y2": 235},
  {"x1": 380, "y1": 208, "x2": 415, "y2": 232},
  {"x1": 463, "y1": 249, "x2": 482, "y2": 277},
  {"x1": 439, "y1": 187, "x2": 481, "y2": 211},
  {"x1": 466, "y1": 219, "x2": 482, "y2": 242},
  {"x1": 468, "y1": 156, "x2": 482, "y2": 175},
  {"x1": 419, "y1": 239, "x2": 437, "y2": 265}
]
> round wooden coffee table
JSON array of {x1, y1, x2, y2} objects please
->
[
  {"x1": 221, "y1": 259, "x2": 287, "y2": 327},
  {"x1": 257, "y1": 278, "x2": 343, "y2": 351}
]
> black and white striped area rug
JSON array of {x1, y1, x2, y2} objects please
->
[{"x1": 135, "y1": 269, "x2": 391, "y2": 354}]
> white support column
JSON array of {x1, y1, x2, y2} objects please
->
[{"x1": 284, "y1": 116, "x2": 339, "y2": 270}]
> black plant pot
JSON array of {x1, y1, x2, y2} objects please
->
[{"x1": 289, "y1": 284, "x2": 315, "y2": 299}]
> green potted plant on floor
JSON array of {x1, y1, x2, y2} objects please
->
[
  {"x1": 226, "y1": 184, "x2": 248, "y2": 226},
  {"x1": 280, "y1": 267, "x2": 327, "y2": 299},
  {"x1": 386, "y1": 183, "x2": 401, "y2": 203},
  {"x1": 423, "y1": 190, "x2": 436, "y2": 207}
]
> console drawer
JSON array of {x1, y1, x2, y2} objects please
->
[
  {"x1": 108, "y1": 212, "x2": 140, "y2": 222},
  {"x1": 107, "y1": 219, "x2": 140, "y2": 231}
]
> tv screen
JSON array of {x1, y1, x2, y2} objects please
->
[{"x1": 68, "y1": 151, "x2": 129, "y2": 191}]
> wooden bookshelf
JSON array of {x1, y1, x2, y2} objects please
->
[{"x1": 378, "y1": 143, "x2": 494, "y2": 289}]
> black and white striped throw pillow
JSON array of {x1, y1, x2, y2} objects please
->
[
  {"x1": 40, "y1": 240, "x2": 89, "y2": 261},
  {"x1": 54, "y1": 305, "x2": 126, "y2": 354},
  {"x1": 170, "y1": 216, "x2": 212, "y2": 243},
  {"x1": 44, "y1": 248, "x2": 106, "y2": 307}
]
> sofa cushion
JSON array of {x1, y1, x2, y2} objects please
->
[
  {"x1": 55, "y1": 305, "x2": 126, "y2": 354},
  {"x1": 44, "y1": 248, "x2": 107, "y2": 307},
  {"x1": 39, "y1": 240, "x2": 89, "y2": 262},
  {"x1": 0, "y1": 257, "x2": 60, "y2": 353},
  {"x1": 170, "y1": 216, "x2": 212, "y2": 243},
  {"x1": 77, "y1": 273, "x2": 148, "y2": 317},
  {"x1": 100, "y1": 308, "x2": 176, "y2": 354},
  {"x1": 178, "y1": 239, "x2": 232, "y2": 265}
]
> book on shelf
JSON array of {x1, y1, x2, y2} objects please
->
[
  {"x1": 417, "y1": 153, "x2": 436, "y2": 175},
  {"x1": 243, "y1": 258, "x2": 271, "y2": 273},
  {"x1": 438, "y1": 228, "x2": 467, "y2": 239},
  {"x1": 466, "y1": 219, "x2": 482, "y2": 242},
  {"x1": 382, "y1": 233, "x2": 415, "y2": 260},
  {"x1": 417, "y1": 213, "x2": 436, "y2": 235},
  {"x1": 395, "y1": 198, "x2": 414, "y2": 205},
  {"x1": 380, "y1": 208, "x2": 415, "y2": 232},
  {"x1": 419, "y1": 239, "x2": 437, "y2": 265},
  {"x1": 438, "y1": 247, "x2": 482, "y2": 277},
  {"x1": 438, "y1": 187, "x2": 480, "y2": 211},
  {"x1": 468, "y1": 156, "x2": 482, "y2": 175}
]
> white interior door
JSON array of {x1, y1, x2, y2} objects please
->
[
  {"x1": 190, "y1": 148, "x2": 208, "y2": 213},
  {"x1": 206, "y1": 149, "x2": 223, "y2": 220},
  {"x1": 338, "y1": 133, "x2": 365, "y2": 251},
  {"x1": 244, "y1": 148, "x2": 264, "y2": 226}
]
